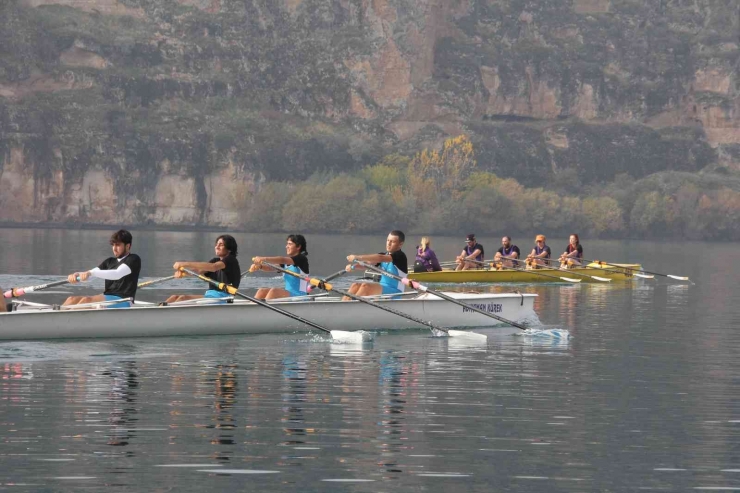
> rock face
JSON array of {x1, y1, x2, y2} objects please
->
[{"x1": 0, "y1": 0, "x2": 738, "y2": 226}]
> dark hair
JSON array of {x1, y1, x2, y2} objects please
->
[
  {"x1": 503, "y1": 236, "x2": 511, "y2": 242},
  {"x1": 287, "y1": 234, "x2": 308, "y2": 256},
  {"x1": 570, "y1": 233, "x2": 580, "y2": 245},
  {"x1": 390, "y1": 230, "x2": 405, "y2": 243},
  {"x1": 110, "y1": 229, "x2": 133, "y2": 245},
  {"x1": 216, "y1": 234, "x2": 238, "y2": 257}
]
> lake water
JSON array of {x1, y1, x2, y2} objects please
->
[{"x1": 1, "y1": 228, "x2": 739, "y2": 491}]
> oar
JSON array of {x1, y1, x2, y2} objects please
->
[
  {"x1": 516, "y1": 258, "x2": 612, "y2": 282},
  {"x1": 3, "y1": 279, "x2": 73, "y2": 298},
  {"x1": 257, "y1": 261, "x2": 486, "y2": 341},
  {"x1": 137, "y1": 275, "x2": 177, "y2": 288},
  {"x1": 354, "y1": 260, "x2": 531, "y2": 331},
  {"x1": 465, "y1": 258, "x2": 582, "y2": 283},
  {"x1": 5, "y1": 273, "x2": 179, "y2": 299},
  {"x1": 583, "y1": 258, "x2": 690, "y2": 282},
  {"x1": 179, "y1": 267, "x2": 366, "y2": 343}
]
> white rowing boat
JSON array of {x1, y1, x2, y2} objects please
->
[{"x1": 0, "y1": 292, "x2": 536, "y2": 341}]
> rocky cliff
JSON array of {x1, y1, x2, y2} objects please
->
[{"x1": 0, "y1": 0, "x2": 738, "y2": 226}]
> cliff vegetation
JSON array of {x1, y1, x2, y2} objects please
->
[{"x1": 0, "y1": 0, "x2": 738, "y2": 238}]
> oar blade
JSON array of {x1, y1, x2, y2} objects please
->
[
  {"x1": 560, "y1": 277, "x2": 582, "y2": 283},
  {"x1": 519, "y1": 328, "x2": 572, "y2": 339},
  {"x1": 330, "y1": 330, "x2": 373, "y2": 343},
  {"x1": 633, "y1": 272, "x2": 655, "y2": 279},
  {"x1": 447, "y1": 330, "x2": 488, "y2": 341},
  {"x1": 667, "y1": 275, "x2": 690, "y2": 281},
  {"x1": 591, "y1": 276, "x2": 612, "y2": 282}
]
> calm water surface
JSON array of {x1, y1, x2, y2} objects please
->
[{"x1": 0, "y1": 228, "x2": 739, "y2": 491}]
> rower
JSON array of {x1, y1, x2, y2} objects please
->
[
  {"x1": 559, "y1": 234, "x2": 584, "y2": 269},
  {"x1": 344, "y1": 230, "x2": 407, "y2": 298},
  {"x1": 455, "y1": 233, "x2": 484, "y2": 271},
  {"x1": 526, "y1": 234, "x2": 551, "y2": 269},
  {"x1": 63, "y1": 229, "x2": 141, "y2": 308},
  {"x1": 493, "y1": 236, "x2": 520, "y2": 269},
  {"x1": 251, "y1": 234, "x2": 310, "y2": 300},
  {"x1": 165, "y1": 235, "x2": 241, "y2": 303}
]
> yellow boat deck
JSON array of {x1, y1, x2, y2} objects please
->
[{"x1": 407, "y1": 263, "x2": 643, "y2": 283}]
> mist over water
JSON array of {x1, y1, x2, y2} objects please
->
[{"x1": 1, "y1": 228, "x2": 739, "y2": 491}]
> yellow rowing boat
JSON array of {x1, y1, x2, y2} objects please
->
[{"x1": 407, "y1": 263, "x2": 643, "y2": 283}]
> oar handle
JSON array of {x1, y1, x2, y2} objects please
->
[
  {"x1": 261, "y1": 261, "x2": 449, "y2": 333},
  {"x1": 179, "y1": 267, "x2": 332, "y2": 334},
  {"x1": 3, "y1": 278, "x2": 73, "y2": 298},
  {"x1": 354, "y1": 260, "x2": 528, "y2": 331}
]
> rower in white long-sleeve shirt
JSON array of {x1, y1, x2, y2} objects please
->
[{"x1": 63, "y1": 229, "x2": 142, "y2": 308}]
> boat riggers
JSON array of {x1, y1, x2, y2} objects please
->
[
  {"x1": 515, "y1": 257, "x2": 612, "y2": 282},
  {"x1": 355, "y1": 260, "x2": 570, "y2": 338},
  {"x1": 179, "y1": 267, "x2": 369, "y2": 343},
  {"x1": 257, "y1": 260, "x2": 485, "y2": 341},
  {"x1": 583, "y1": 258, "x2": 692, "y2": 283},
  {"x1": 355, "y1": 260, "x2": 527, "y2": 330},
  {"x1": 466, "y1": 258, "x2": 583, "y2": 283}
]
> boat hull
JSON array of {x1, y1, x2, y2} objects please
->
[
  {"x1": 408, "y1": 263, "x2": 643, "y2": 283},
  {"x1": 0, "y1": 292, "x2": 536, "y2": 341}
]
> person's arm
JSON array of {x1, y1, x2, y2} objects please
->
[
  {"x1": 68, "y1": 263, "x2": 132, "y2": 283},
  {"x1": 173, "y1": 260, "x2": 225, "y2": 277},
  {"x1": 429, "y1": 250, "x2": 442, "y2": 271},
  {"x1": 345, "y1": 253, "x2": 392, "y2": 271},
  {"x1": 465, "y1": 248, "x2": 482, "y2": 261},
  {"x1": 534, "y1": 249, "x2": 549, "y2": 259},
  {"x1": 251, "y1": 256, "x2": 294, "y2": 272}
]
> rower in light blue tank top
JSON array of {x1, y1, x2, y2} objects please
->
[
  {"x1": 284, "y1": 264, "x2": 309, "y2": 297},
  {"x1": 379, "y1": 257, "x2": 406, "y2": 294}
]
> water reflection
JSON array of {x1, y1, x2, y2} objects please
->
[
  {"x1": 102, "y1": 361, "x2": 139, "y2": 448},
  {"x1": 1, "y1": 233, "x2": 739, "y2": 491},
  {"x1": 377, "y1": 351, "x2": 412, "y2": 476},
  {"x1": 280, "y1": 355, "x2": 308, "y2": 450}
]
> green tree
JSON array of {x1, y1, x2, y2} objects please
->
[
  {"x1": 282, "y1": 175, "x2": 367, "y2": 233},
  {"x1": 582, "y1": 197, "x2": 624, "y2": 236}
]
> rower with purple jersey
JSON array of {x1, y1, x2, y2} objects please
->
[
  {"x1": 63, "y1": 229, "x2": 142, "y2": 308},
  {"x1": 493, "y1": 236, "x2": 520, "y2": 269},
  {"x1": 456, "y1": 233, "x2": 485, "y2": 271}
]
